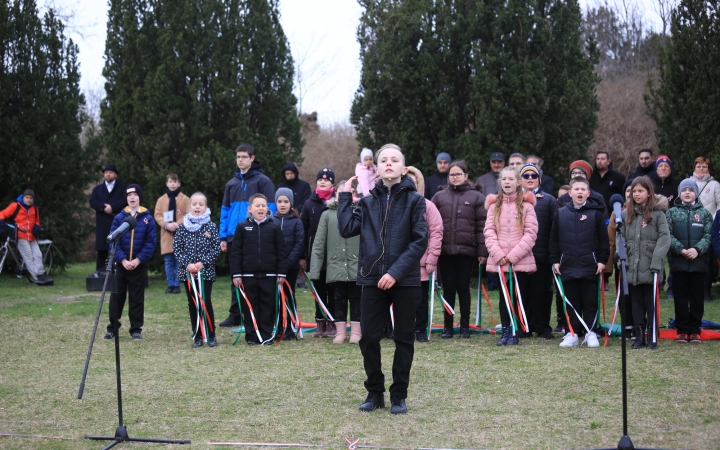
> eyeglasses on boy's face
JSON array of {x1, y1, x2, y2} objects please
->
[
  {"x1": 522, "y1": 173, "x2": 538, "y2": 179},
  {"x1": 570, "y1": 171, "x2": 585, "y2": 177},
  {"x1": 448, "y1": 173, "x2": 466, "y2": 178}
]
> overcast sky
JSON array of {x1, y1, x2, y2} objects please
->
[{"x1": 47, "y1": 0, "x2": 663, "y2": 126}]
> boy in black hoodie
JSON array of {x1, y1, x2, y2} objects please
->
[
  {"x1": 338, "y1": 144, "x2": 428, "y2": 415},
  {"x1": 230, "y1": 194, "x2": 287, "y2": 345}
]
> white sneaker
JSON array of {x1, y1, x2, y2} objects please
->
[
  {"x1": 559, "y1": 333, "x2": 579, "y2": 347},
  {"x1": 584, "y1": 331, "x2": 600, "y2": 348}
]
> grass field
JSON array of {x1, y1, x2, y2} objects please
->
[{"x1": 0, "y1": 262, "x2": 719, "y2": 450}]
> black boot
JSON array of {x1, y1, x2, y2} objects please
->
[
  {"x1": 496, "y1": 327, "x2": 509, "y2": 346},
  {"x1": 646, "y1": 327, "x2": 657, "y2": 349},
  {"x1": 207, "y1": 332, "x2": 218, "y2": 347},
  {"x1": 459, "y1": 327, "x2": 471, "y2": 339},
  {"x1": 632, "y1": 326, "x2": 645, "y2": 349},
  {"x1": 441, "y1": 314, "x2": 454, "y2": 339}
]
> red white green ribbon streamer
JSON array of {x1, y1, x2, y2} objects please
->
[
  {"x1": 301, "y1": 271, "x2": 335, "y2": 321},
  {"x1": 551, "y1": 269, "x2": 591, "y2": 335},
  {"x1": 433, "y1": 281, "x2": 455, "y2": 315},
  {"x1": 651, "y1": 273, "x2": 660, "y2": 345},
  {"x1": 427, "y1": 272, "x2": 436, "y2": 339},
  {"x1": 604, "y1": 280, "x2": 622, "y2": 346},
  {"x1": 235, "y1": 285, "x2": 262, "y2": 344},
  {"x1": 282, "y1": 279, "x2": 302, "y2": 338},
  {"x1": 187, "y1": 269, "x2": 213, "y2": 342},
  {"x1": 512, "y1": 270, "x2": 529, "y2": 333},
  {"x1": 497, "y1": 265, "x2": 518, "y2": 334}
]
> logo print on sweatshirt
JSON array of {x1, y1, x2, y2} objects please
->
[
  {"x1": 580, "y1": 215, "x2": 587, "y2": 221},
  {"x1": 143, "y1": 217, "x2": 150, "y2": 225}
]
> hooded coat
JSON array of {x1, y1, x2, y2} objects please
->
[
  {"x1": 355, "y1": 162, "x2": 378, "y2": 198},
  {"x1": 667, "y1": 198, "x2": 712, "y2": 273},
  {"x1": 111, "y1": 207, "x2": 157, "y2": 265},
  {"x1": 432, "y1": 181, "x2": 487, "y2": 259},
  {"x1": 309, "y1": 198, "x2": 360, "y2": 283},
  {"x1": 273, "y1": 210, "x2": 304, "y2": 271},
  {"x1": 620, "y1": 196, "x2": 671, "y2": 285},
  {"x1": 89, "y1": 179, "x2": 128, "y2": 250},
  {"x1": 483, "y1": 191, "x2": 538, "y2": 273},
  {"x1": 406, "y1": 166, "x2": 443, "y2": 281},
  {"x1": 230, "y1": 215, "x2": 287, "y2": 278},
  {"x1": 0, "y1": 195, "x2": 40, "y2": 241},
  {"x1": 278, "y1": 162, "x2": 311, "y2": 214},
  {"x1": 219, "y1": 160, "x2": 276, "y2": 242},
  {"x1": 337, "y1": 175, "x2": 428, "y2": 286},
  {"x1": 691, "y1": 173, "x2": 720, "y2": 218}
]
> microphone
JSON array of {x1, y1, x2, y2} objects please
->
[
  {"x1": 106, "y1": 216, "x2": 137, "y2": 243},
  {"x1": 610, "y1": 193, "x2": 625, "y2": 224}
]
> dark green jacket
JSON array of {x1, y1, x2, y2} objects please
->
[
  {"x1": 309, "y1": 198, "x2": 360, "y2": 283},
  {"x1": 620, "y1": 196, "x2": 671, "y2": 285},
  {"x1": 666, "y1": 199, "x2": 712, "y2": 273}
]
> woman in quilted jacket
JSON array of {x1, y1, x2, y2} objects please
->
[
  {"x1": 621, "y1": 176, "x2": 671, "y2": 349},
  {"x1": 432, "y1": 161, "x2": 487, "y2": 339},
  {"x1": 484, "y1": 167, "x2": 537, "y2": 346}
]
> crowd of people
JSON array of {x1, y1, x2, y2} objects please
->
[{"x1": 2, "y1": 143, "x2": 718, "y2": 414}]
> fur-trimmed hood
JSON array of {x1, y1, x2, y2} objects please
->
[{"x1": 484, "y1": 191, "x2": 537, "y2": 210}]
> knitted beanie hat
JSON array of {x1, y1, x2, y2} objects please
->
[
  {"x1": 678, "y1": 178, "x2": 699, "y2": 198},
  {"x1": 316, "y1": 167, "x2": 335, "y2": 183},
  {"x1": 520, "y1": 164, "x2": 541, "y2": 181},
  {"x1": 275, "y1": 187, "x2": 294, "y2": 206},
  {"x1": 569, "y1": 160, "x2": 593, "y2": 179}
]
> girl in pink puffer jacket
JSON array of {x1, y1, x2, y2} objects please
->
[{"x1": 484, "y1": 166, "x2": 537, "y2": 346}]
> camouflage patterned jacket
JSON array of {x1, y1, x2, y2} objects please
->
[{"x1": 666, "y1": 199, "x2": 712, "y2": 273}]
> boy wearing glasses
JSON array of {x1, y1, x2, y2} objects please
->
[
  {"x1": 557, "y1": 160, "x2": 609, "y2": 220},
  {"x1": 521, "y1": 164, "x2": 557, "y2": 338},
  {"x1": 218, "y1": 143, "x2": 276, "y2": 328}
]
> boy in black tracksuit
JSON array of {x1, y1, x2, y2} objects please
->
[
  {"x1": 338, "y1": 144, "x2": 427, "y2": 415},
  {"x1": 230, "y1": 194, "x2": 287, "y2": 345}
]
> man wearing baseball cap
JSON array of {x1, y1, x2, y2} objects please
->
[
  {"x1": 476, "y1": 152, "x2": 505, "y2": 195},
  {"x1": 89, "y1": 164, "x2": 128, "y2": 277}
]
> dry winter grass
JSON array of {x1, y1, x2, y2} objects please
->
[{"x1": 1, "y1": 263, "x2": 719, "y2": 449}]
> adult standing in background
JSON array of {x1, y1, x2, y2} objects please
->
[
  {"x1": 278, "y1": 162, "x2": 311, "y2": 215},
  {"x1": 507, "y1": 153, "x2": 526, "y2": 172},
  {"x1": 589, "y1": 150, "x2": 626, "y2": 211},
  {"x1": 651, "y1": 155, "x2": 680, "y2": 205},
  {"x1": 476, "y1": 152, "x2": 505, "y2": 195},
  {"x1": 89, "y1": 164, "x2": 127, "y2": 277},
  {"x1": 691, "y1": 156, "x2": 720, "y2": 301},
  {"x1": 527, "y1": 155, "x2": 554, "y2": 195},
  {"x1": 628, "y1": 148, "x2": 657, "y2": 179},
  {"x1": 424, "y1": 152, "x2": 451, "y2": 200}
]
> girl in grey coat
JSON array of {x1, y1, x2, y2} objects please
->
[{"x1": 620, "y1": 177, "x2": 671, "y2": 349}]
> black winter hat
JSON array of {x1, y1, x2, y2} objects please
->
[
  {"x1": 126, "y1": 184, "x2": 143, "y2": 201},
  {"x1": 102, "y1": 164, "x2": 119, "y2": 175},
  {"x1": 316, "y1": 167, "x2": 335, "y2": 183}
]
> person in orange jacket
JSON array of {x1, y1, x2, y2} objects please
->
[{"x1": 0, "y1": 189, "x2": 53, "y2": 285}]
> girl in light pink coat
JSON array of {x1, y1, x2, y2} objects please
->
[
  {"x1": 407, "y1": 167, "x2": 443, "y2": 342},
  {"x1": 355, "y1": 148, "x2": 377, "y2": 197},
  {"x1": 484, "y1": 166, "x2": 537, "y2": 346}
]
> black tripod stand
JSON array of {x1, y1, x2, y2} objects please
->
[{"x1": 78, "y1": 234, "x2": 190, "y2": 449}]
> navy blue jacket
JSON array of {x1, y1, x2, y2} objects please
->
[
  {"x1": 230, "y1": 216, "x2": 287, "y2": 278},
  {"x1": 337, "y1": 176, "x2": 428, "y2": 286},
  {"x1": 557, "y1": 189, "x2": 609, "y2": 220},
  {"x1": 530, "y1": 189, "x2": 557, "y2": 264},
  {"x1": 549, "y1": 196, "x2": 609, "y2": 281},
  {"x1": 89, "y1": 181, "x2": 127, "y2": 250},
  {"x1": 219, "y1": 161, "x2": 276, "y2": 242},
  {"x1": 277, "y1": 162, "x2": 312, "y2": 215},
  {"x1": 111, "y1": 207, "x2": 156, "y2": 264},
  {"x1": 273, "y1": 211, "x2": 304, "y2": 271}
]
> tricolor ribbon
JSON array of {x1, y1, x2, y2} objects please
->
[
  {"x1": 651, "y1": 273, "x2": 660, "y2": 345},
  {"x1": 187, "y1": 269, "x2": 213, "y2": 342},
  {"x1": 475, "y1": 264, "x2": 482, "y2": 327},
  {"x1": 433, "y1": 281, "x2": 455, "y2": 315},
  {"x1": 301, "y1": 271, "x2": 335, "y2": 321},
  {"x1": 283, "y1": 279, "x2": 302, "y2": 338},
  {"x1": 427, "y1": 272, "x2": 436, "y2": 339},
  {"x1": 497, "y1": 265, "x2": 518, "y2": 335},
  {"x1": 552, "y1": 268, "x2": 592, "y2": 335},
  {"x1": 604, "y1": 281, "x2": 622, "y2": 347},
  {"x1": 234, "y1": 284, "x2": 262, "y2": 345}
]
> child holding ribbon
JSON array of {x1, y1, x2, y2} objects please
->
[{"x1": 173, "y1": 192, "x2": 221, "y2": 348}]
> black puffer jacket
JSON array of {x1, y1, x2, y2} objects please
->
[
  {"x1": 273, "y1": 211, "x2": 304, "y2": 271},
  {"x1": 431, "y1": 182, "x2": 487, "y2": 258},
  {"x1": 549, "y1": 196, "x2": 610, "y2": 280},
  {"x1": 230, "y1": 216, "x2": 288, "y2": 278},
  {"x1": 557, "y1": 189, "x2": 609, "y2": 220},
  {"x1": 338, "y1": 176, "x2": 428, "y2": 286},
  {"x1": 300, "y1": 190, "x2": 332, "y2": 268},
  {"x1": 530, "y1": 189, "x2": 557, "y2": 264},
  {"x1": 652, "y1": 174, "x2": 680, "y2": 205}
]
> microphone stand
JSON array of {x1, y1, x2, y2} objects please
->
[{"x1": 78, "y1": 240, "x2": 190, "y2": 449}]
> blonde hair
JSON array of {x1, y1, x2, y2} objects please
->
[
  {"x1": 493, "y1": 167, "x2": 524, "y2": 230},
  {"x1": 376, "y1": 143, "x2": 405, "y2": 164}
]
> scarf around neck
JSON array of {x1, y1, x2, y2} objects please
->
[
  {"x1": 183, "y1": 208, "x2": 211, "y2": 232},
  {"x1": 316, "y1": 187, "x2": 333, "y2": 202},
  {"x1": 166, "y1": 187, "x2": 181, "y2": 221}
]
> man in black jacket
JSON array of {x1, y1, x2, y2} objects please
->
[
  {"x1": 278, "y1": 162, "x2": 311, "y2": 215},
  {"x1": 424, "y1": 152, "x2": 451, "y2": 200},
  {"x1": 628, "y1": 148, "x2": 657, "y2": 179},
  {"x1": 338, "y1": 144, "x2": 427, "y2": 415},
  {"x1": 589, "y1": 151, "x2": 626, "y2": 211},
  {"x1": 520, "y1": 164, "x2": 557, "y2": 339},
  {"x1": 89, "y1": 164, "x2": 127, "y2": 276},
  {"x1": 652, "y1": 155, "x2": 680, "y2": 204}
]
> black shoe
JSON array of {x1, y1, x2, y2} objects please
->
[
  {"x1": 165, "y1": 286, "x2": 174, "y2": 294},
  {"x1": 441, "y1": 327, "x2": 453, "y2": 339},
  {"x1": 104, "y1": 331, "x2": 114, "y2": 340},
  {"x1": 496, "y1": 328, "x2": 509, "y2": 346},
  {"x1": 506, "y1": 330, "x2": 519, "y2": 345},
  {"x1": 131, "y1": 333, "x2": 142, "y2": 340},
  {"x1": 390, "y1": 396, "x2": 407, "y2": 414},
  {"x1": 193, "y1": 338, "x2": 203, "y2": 348},
  {"x1": 171, "y1": 286, "x2": 181, "y2": 294},
  {"x1": 36, "y1": 275, "x2": 54, "y2": 286},
  {"x1": 459, "y1": 328, "x2": 471, "y2": 339},
  {"x1": 247, "y1": 340, "x2": 259, "y2": 346},
  {"x1": 359, "y1": 392, "x2": 385, "y2": 412},
  {"x1": 283, "y1": 331, "x2": 297, "y2": 341},
  {"x1": 539, "y1": 330, "x2": 554, "y2": 339},
  {"x1": 415, "y1": 331, "x2": 429, "y2": 342},
  {"x1": 207, "y1": 336, "x2": 218, "y2": 347},
  {"x1": 219, "y1": 317, "x2": 241, "y2": 327},
  {"x1": 632, "y1": 327, "x2": 645, "y2": 349}
]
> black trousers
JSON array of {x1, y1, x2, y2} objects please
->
[
  {"x1": 107, "y1": 264, "x2": 148, "y2": 335},
  {"x1": 313, "y1": 272, "x2": 335, "y2": 321},
  {"x1": 415, "y1": 280, "x2": 431, "y2": 331},
  {"x1": 359, "y1": 285, "x2": 420, "y2": 399},
  {"x1": 241, "y1": 277, "x2": 277, "y2": 343},
  {"x1": 498, "y1": 271, "x2": 531, "y2": 331},
  {"x1": 672, "y1": 271, "x2": 705, "y2": 335},
  {"x1": 96, "y1": 250, "x2": 109, "y2": 271},
  {"x1": 226, "y1": 241, "x2": 242, "y2": 322},
  {"x1": 526, "y1": 264, "x2": 554, "y2": 334},
  {"x1": 331, "y1": 281, "x2": 361, "y2": 322},
  {"x1": 184, "y1": 278, "x2": 215, "y2": 336},
  {"x1": 438, "y1": 255, "x2": 475, "y2": 328},
  {"x1": 560, "y1": 278, "x2": 597, "y2": 336},
  {"x1": 629, "y1": 283, "x2": 656, "y2": 331}
]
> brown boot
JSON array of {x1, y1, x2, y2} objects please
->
[
  {"x1": 333, "y1": 322, "x2": 347, "y2": 343},
  {"x1": 324, "y1": 321, "x2": 337, "y2": 337},
  {"x1": 349, "y1": 321, "x2": 362, "y2": 344},
  {"x1": 313, "y1": 319, "x2": 326, "y2": 338}
]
